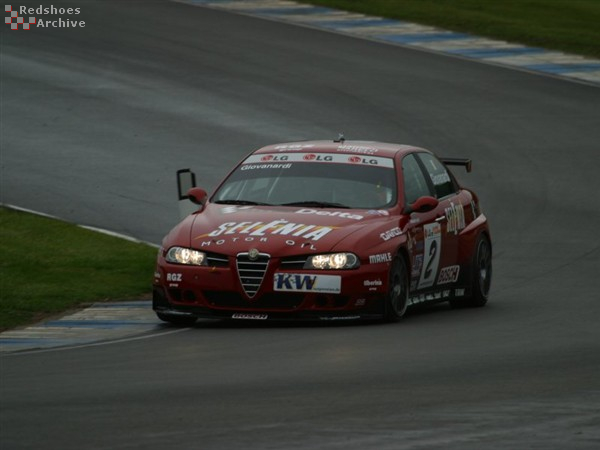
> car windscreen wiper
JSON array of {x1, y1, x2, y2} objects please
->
[
  {"x1": 213, "y1": 200, "x2": 272, "y2": 206},
  {"x1": 279, "y1": 201, "x2": 350, "y2": 209}
]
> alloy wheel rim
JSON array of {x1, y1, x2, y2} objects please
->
[
  {"x1": 478, "y1": 240, "x2": 492, "y2": 296},
  {"x1": 392, "y1": 263, "x2": 407, "y2": 315}
]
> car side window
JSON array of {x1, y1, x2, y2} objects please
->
[
  {"x1": 402, "y1": 154, "x2": 433, "y2": 205},
  {"x1": 417, "y1": 153, "x2": 458, "y2": 199}
]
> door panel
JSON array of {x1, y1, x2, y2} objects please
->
[{"x1": 413, "y1": 152, "x2": 464, "y2": 291}]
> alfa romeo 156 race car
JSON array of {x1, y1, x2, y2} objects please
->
[{"x1": 153, "y1": 139, "x2": 491, "y2": 324}]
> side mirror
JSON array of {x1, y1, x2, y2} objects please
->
[
  {"x1": 187, "y1": 187, "x2": 208, "y2": 206},
  {"x1": 177, "y1": 169, "x2": 204, "y2": 219},
  {"x1": 177, "y1": 169, "x2": 196, "y2": 200},
  {"x1": 408, "y1": 196, "x2": 438, "y2": 214}
]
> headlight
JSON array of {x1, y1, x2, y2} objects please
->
[
  {"x1": 304, "y1": 253, "x2": 359, "y2": 270},
  {"x1": 165, "y1": 247, "x2": 206, "y2": 265}
]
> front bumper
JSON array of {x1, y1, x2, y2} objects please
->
[
  {"x1": 152, "y1": 256, "x2": 390, "y2": 321},
  {"x1": 153, "y1": 286, "x2": 385, "y2": 321}
]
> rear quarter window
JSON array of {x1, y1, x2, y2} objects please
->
[{"x1": 416, "y1": 153, "x2": 458, "y2": 199}]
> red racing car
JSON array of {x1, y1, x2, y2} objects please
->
[{"x1": 153, "y1": 139, "x2": 492, "y2": 324}]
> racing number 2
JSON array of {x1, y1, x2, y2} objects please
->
[
  {"x1": 424, "y1": 240, "x2": 437, "y2": 279},
  {"x1": 418, "y1": 222, "x2": 441, "y2": 289}
]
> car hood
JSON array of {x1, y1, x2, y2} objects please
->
[{"x1": 185, "y1": 203, "x2": 394, "y2": 256}]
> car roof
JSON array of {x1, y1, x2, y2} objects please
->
[{"x1": 253, "y1": 140, "x2": 429, "y2": 159}]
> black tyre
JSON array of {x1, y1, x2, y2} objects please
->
[
  {"x1": 383, "y1": 257, "x2": 409, "y2": 322},
  {"x1": 156, "y1": 312, "x2": 197, "y2": 327},
  {"x1": 451, "y1": 233, "x2": 492, "y2": 308}
]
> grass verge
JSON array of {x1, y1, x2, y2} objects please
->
[
  {"x1": 0, "y1": 207, "x2": 157, "y2": 331},
  {"x1": 302, "y1": 0, "x2": 600, "y2": 59}
]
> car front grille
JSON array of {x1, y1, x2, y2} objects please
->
[{"x1": 236, "y1": 252, "x2": 270, "y2": 298}]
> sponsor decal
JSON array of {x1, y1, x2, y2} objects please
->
[
  {"x1": 443, "y1": 290, "x2": 451, "y2": 298},
  {"x1": 261, "y1": 155, "x2": 289, "y2": 162},
  {"x1": 437, "y1": 265, "x2": 460, "y2": 285},
  {"x1": 240, "y1": 163, "x2": 292, "y2": 171},
  {"x1": 380, "y1": 227, "x2": 402, "y2": 241},
  {"x1": 408, "y1": 294, "x2": 427, "y2": 306},
  {"x1": 367, "y1": 210, "x2": 389, "y2": 216},
  {"x1": 296, "y1": 208, "x2": 363, "y2": 220},
  {"x1": 418, "y1": 222, "x2": 441, "y2": 289},
  {"x1": 369, "y1": 252, "x2": 392, "y2": 264},
  {"x1": 166, "y1": 273, "x2": 182, "y2": 282},
  {"x1": 363, "y1": 279, "x2": 382, "y2": 287},
  {"x1": 232, "y1": 313, "x2": 268, "y2": 320},
  {"x1": 337, "y1": 145, "x2": 378, "y2": 155},
  {"x1": 348, "y1": 156, "x2": 381, "y2": 166},
  {"x1": 455, "y1": 288, "x2": 465, "y2": 297},
  {"x1": 445, "y1": 202, "x2": 466, "y2": 235},
  {"x1": 219, "y1": 205, "x2": 254, "y2": 214},
  {"x1": 242, "y1": 153, "x2": 394, "y2": 168},
  {"x1": 431, "y1": 172, "x2": 451, "y2": 186},
  {"x1": 302, "y1": 154, "x2": 333, "y2": 162},
  {"x1": 195, "y1": 236, "x2": 317, "y2": 250},
  {"x1": 354, "y1": 298, "x2": 367, "y2": 306},
  {"x1": 274, "y1": 273, "x2": 341, "y2": 293},
  {"x1": 274, "y1": 144, "x2": 315, "y2": 151},
  {"x1": 154, "y1": 272, "x2": 161, "y2": 279},
  {"x1": 407, "y1": 233, "x2": 416, "y2": 252},
  {"x1": 411, "y1": 254, "x2": 424, "y2": 278},
  {"x1": 196, "y1": 220, "x2": 336, "y2": 241}
]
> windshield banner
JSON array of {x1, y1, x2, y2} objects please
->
[{"x1": 242, "y1": 153, "x2": 394, "y2": 168}]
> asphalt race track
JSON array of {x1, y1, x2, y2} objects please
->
[{"x1": 2, "y1": 1, "x2": 600, "y2": 449}]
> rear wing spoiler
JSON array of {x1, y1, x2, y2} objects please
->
[{"x1": 441, "y1": 158, "x2": 472, "y2": 173}]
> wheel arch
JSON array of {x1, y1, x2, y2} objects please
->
[{"x1": 395, "y1": 245, "x2": 410, "y2": 270}]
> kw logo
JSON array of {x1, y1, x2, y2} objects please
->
[
  {"x1": 273, "y1": 273, "x2": 341, "y2": 294},
  {"x1": 275, "y1": 274, "x2": 317, "y2": 291}
]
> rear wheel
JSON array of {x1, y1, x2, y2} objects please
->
[
  {"x1": 156, "y1": 312, "x2": 197, "y2": 327},
  {"x1": 383, "y1": 257, "x2": 409, "y2": 322},
  {"x1": 451, "y1": 233, "x2": 492, "y2": 308}
]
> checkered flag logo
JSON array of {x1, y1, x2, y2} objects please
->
[{"x1": 5, "y1": 5, "x2": 36, "y2": 30}]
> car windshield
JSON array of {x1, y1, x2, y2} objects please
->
[{"x1": 212, "y1": 153, "x2": 397, "y2": 209}]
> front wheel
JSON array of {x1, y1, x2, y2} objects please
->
[
  {"x1": 383, "y1": 257, "x2": 409, "y2": 322},
  {"x1": 451, "y1": 233, "x2": 492, "y2": 308}
]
